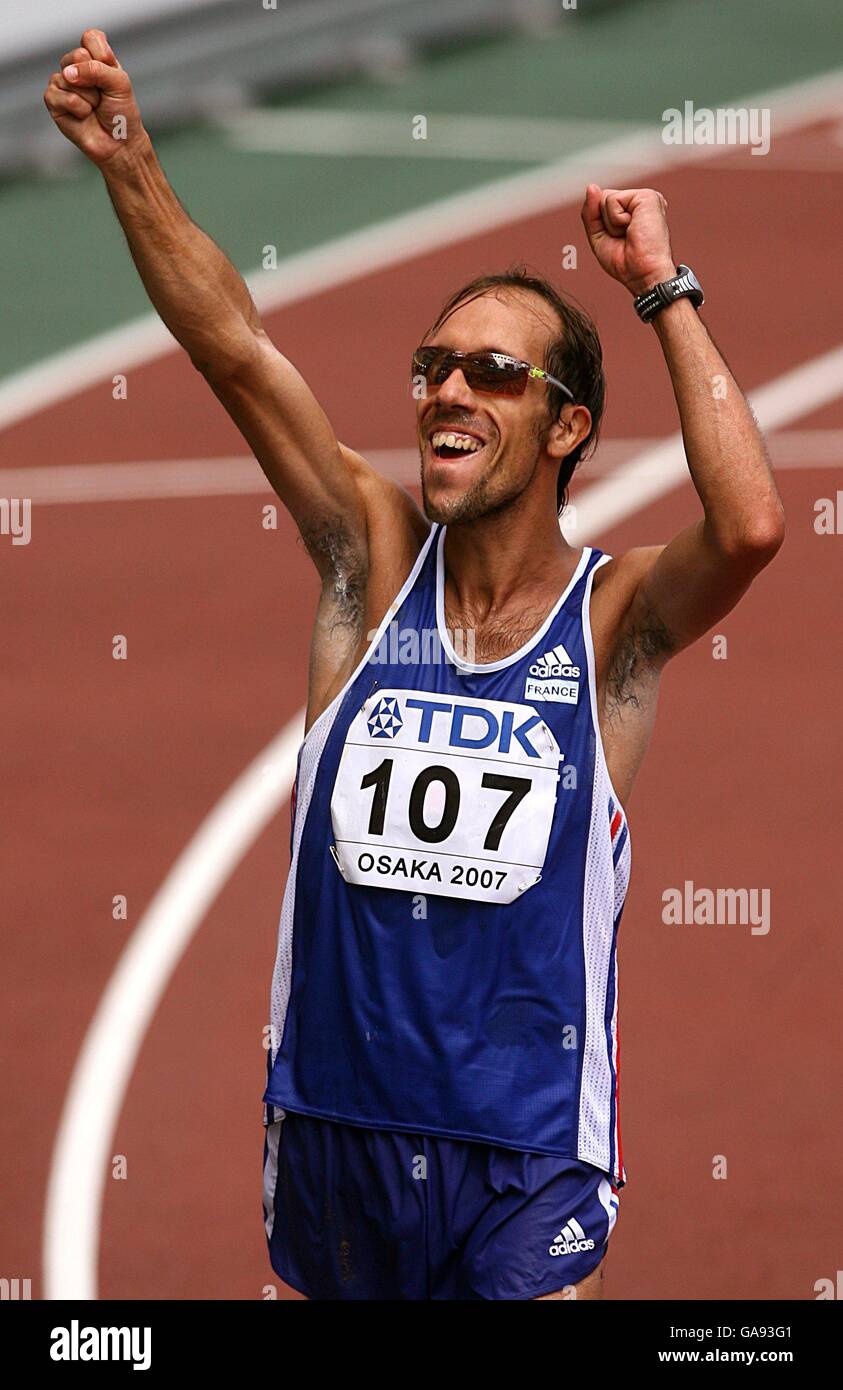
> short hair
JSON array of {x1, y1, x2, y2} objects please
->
[{"x1": 427, "y1": 267, "x2": 606, "y2": 513}]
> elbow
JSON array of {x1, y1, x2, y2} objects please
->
[
  {"x1": 741, "y1": 509, "x2": 785, "y2": 562},
  {"x1": 189, "y1": 346, "x2": 251, "y2": 386},
  {"x1": 711, "y1": 505, "x2": 785, "y2": 568},
  {"x1": 188, "y1": 325, "x2": 261, "y2": 386}
]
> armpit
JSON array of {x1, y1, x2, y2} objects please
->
[
  {"x1": 302, "y1": 517, "x2": 368, "y2": 630},
  {"x1": 606, "y1": 611, "x2": 676, "y2": 717}
]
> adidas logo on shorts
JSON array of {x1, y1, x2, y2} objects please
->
[{"x1": 548, "y1": 1217, "x2": 595, "y2": 1257}]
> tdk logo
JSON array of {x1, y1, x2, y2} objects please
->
[
  {"x1": 367, "y1": 695, "x2": 404, "y2": 739},
  {"x1": 396, "y1": 696, "x2": 545, "y2": 758}
]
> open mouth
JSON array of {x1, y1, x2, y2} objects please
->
[{"x1": 429, "y1": 430, "x2": 486, "y2": 460}]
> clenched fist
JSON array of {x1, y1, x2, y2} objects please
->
[
  {"x1": 43, "y1": 28, "x2": 146, "y2": 168},
  {"x1": 581, "y1": 185, "x2": 676, "y2": 297}
]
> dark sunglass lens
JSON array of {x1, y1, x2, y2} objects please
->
[
  {"x1": 412, "y1": 348, "x2": 434, "y2": 378},
  {"x1": 413, "y1": 347, "x2": 452, "y2": 384},
  {"x1": 412, "y1": 350, "x2": 529, "y2": 395},
  {"x1": 465, "y1": 355, "x2": 527, "y2": 395}
]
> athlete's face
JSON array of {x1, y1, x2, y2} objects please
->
[{"x1": 416, "y1": 288, "x2": 565, "y2": 525}]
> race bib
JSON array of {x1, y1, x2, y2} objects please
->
[{"x1": 330, "y1": 689, "x2": 562, "y2": 904}]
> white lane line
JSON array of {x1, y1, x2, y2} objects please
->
[
  {"x1": 221, "y1": 109, "x2": 637, "y2": 161},
  {"x1": 42, "y1": 718, "x2": 304, "y2": 1302},
  {"x1": 2, "y1": 64, "x2": 841, "y2": 436},
  {"x1": 0, "y1": 451, "x2": 415, "y2": 503},
  {"x1": 761, "y1": 427, "x2": 843, "y2": 466},
  {"x1": 569, "y1": 346, "x2": 843, "y2": 539},
  {"x1": 42, "y1": 340, "x2": 843, "y2": 1299},
  {"x1": 4, "y1": 429, "x2": 842, "y2": 506}
]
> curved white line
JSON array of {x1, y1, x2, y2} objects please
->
[
  {"x1": 568, "y1": 345, "x2": 843, "y2": 540},
  {"x1": 42, "y1": 714, "x2": 303, "y2": 1300}
]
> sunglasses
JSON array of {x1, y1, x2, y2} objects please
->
[{"x1": 412, "y1": 346, "x2": 574, "y2": 401}]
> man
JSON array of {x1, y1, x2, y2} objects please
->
[{"x1": 45, "y1": 32, "x2": 784, "y2": 1301}]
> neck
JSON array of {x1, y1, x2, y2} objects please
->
[{"x1": 441, "y1": 491, "x2": 579, "y2": 616}]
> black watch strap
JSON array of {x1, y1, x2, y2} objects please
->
[{"x1": 634, "y1": 264, "x2": 704, "y2": 322}]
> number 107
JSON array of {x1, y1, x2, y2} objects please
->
[{"x1": 360, "y1": 758, "x2": 531, "y2": 849}]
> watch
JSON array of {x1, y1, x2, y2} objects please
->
[{"x1": 634, "y1": 264, "x2": 704, "y2": 322}]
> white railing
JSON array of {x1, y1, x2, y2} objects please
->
[{"x1": 1, "y1": 0, "x2": 580, "y2": 174}]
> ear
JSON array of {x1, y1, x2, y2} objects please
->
[{"x1": 545, "y1": 404, "x2": 592, "y2": 460}]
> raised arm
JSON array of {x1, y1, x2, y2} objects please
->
[
  {"x1": 42, "y1": 29, "x2": 425, "y2": 601},
  {"x1": 581, "y1": 185, "x2": 785, "y2": 663}
]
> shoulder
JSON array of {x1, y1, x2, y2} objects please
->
[
  {"x1": 340, "y1": 445, "x2": 430, "y2": 549},
  {"x1": 590, "y1": 544, "x2": 675, "y2": 681},
  {"x1": 591, "y1": 545, "x2": 666, "y2": 608},
  {"x1": 339, "y1": 443, "x2": 432, "y2": 624}
]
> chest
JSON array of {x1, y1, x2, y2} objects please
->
[{"x1": 442, "y1": 599, "x2": 563, "y2": 666}]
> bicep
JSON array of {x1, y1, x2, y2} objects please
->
[
  {"x1": 625, "y1": 520, "x2": 772, "y2": 662},
  {"x1": 205, "y1": 328, "x2": 430, "y2": 709}
]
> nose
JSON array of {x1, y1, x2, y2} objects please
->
[{"x1": 434, "y1": 367, "x2": 475, "y2": 406}]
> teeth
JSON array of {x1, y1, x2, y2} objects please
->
[{"x1": 431, "y1": 431, "x2": 483, "y2": 453}]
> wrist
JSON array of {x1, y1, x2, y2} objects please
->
[
  {"x1": 100, "y1": 129, "x2": 154, "y2": 183},
  {"x1": 650, "y1": 295, "x2": 699, "y2": 336},
  {"x1": 626, "y1": 263, "x2": 677, "y2": 297},
  {"x1": 633, "y1": 262, "x2": 704, "y2": 324}
]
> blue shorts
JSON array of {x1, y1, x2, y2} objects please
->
[{"x1": 262, "y1": 1112, "x2": 620, "y2": 1300}]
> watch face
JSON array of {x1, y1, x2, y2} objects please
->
[{"x1": 678, "y1": 264, "x2": 702, "y2": 292}]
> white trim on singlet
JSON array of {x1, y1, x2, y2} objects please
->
[
  {"x1": 434, "y1": 526, "x2": 592, "y2": 674},
  {"x1": 576, "y1": 553, "x2": 630, "y2": 1182},
  {"x1": 582, "y1": 552, "x2": 628, "y2": 825}
]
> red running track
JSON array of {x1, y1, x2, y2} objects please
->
[{"x1": 1, "y1": 117, "x2": 842, "y2": 1300}]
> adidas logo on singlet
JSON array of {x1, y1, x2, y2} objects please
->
[
  {"x1": 548, "y1": 1217, "x2": 595, "y2": 1258},
  {"x1": 524, "y1": 643, "x2": 581, "y2": 706}
]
